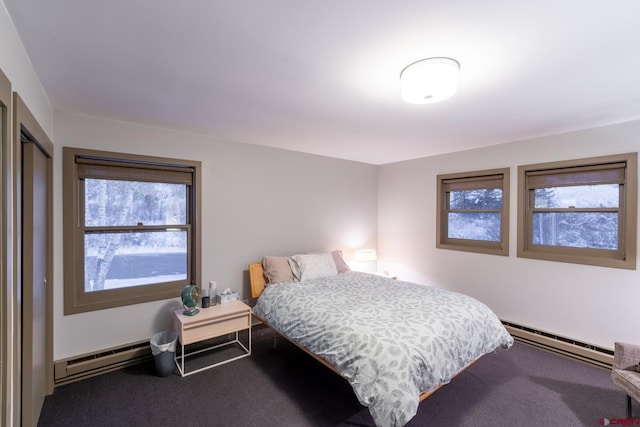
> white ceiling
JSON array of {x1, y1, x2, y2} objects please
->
[{"x1": 5, "y1": 1, "x2": 640, "y2": 165}]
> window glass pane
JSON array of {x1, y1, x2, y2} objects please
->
[
  {"x1": 84, "y1": 230, "x2": 187, "y2": 292},
  {"x1": 85, "y1": 179, "x2": 186, "y2": 226},
  {"x1": 447, "y1": 212, "x2": 501, "y2": 241},
  {"x1": 450, "y1": 189, "x2": 502, "y2": 209},
  {"x1": 533, "y1": 184, "x2": 619, "y2": 208},
  {"x1": 532, "y1": 212, "x2": 618, "y2": 249}
]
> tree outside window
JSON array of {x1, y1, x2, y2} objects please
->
[
  {"x1": 517, "y1": 153, "x2": 637, "y2": 269},
  {"x1": 437, "y1": 168, "x2": 510, "y2": 256},
  {"x1": 84, "y1": 179, "x2": 188, "y2": 292},
  {"x1": 63, "y1": 147, "x2": 201, "y2": 314}
]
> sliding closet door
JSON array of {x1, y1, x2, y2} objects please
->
[
  {"x1": 21, "y1": 140, "x2": 49, "y2": 426},
  {"x1": 13, "y1": 93, "x2": 53, "y2": 427}
]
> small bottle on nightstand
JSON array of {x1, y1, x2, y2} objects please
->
[{"x1": 209, "y1": 281, "x2": 217, "y2": 305}]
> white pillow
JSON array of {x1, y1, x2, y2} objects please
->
[{"x1": 289, "y1": 253, "x2": 338, "y2": 281}]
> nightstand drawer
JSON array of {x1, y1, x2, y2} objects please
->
[{"x1": 180, "y1": 312, "x2": 250, "y2": 344}]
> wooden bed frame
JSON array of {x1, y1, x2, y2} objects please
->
[{"x1": 248, "y1": 263, "x2": 476, "y2": 402}]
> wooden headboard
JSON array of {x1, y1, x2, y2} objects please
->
[{"x1": 249, "y1": 263, "x2": 266, "y2": 298}]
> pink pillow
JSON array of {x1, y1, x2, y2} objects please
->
[
  {"x1": 262, "y1": 256, "x2": 295, "y2": 284},
  {"x1": 332, "y1": 250, "x2": 351, "y2": 273}
]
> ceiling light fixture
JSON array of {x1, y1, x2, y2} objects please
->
[{"x1": 400, "y1": 57, "x2": 460, "y2": 104}]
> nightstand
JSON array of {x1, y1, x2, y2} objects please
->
[{"x1": 173, "y1": 300, "x2": 251, "y2": 377}]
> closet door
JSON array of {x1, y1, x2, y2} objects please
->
[
  {"x1": 21, "y1": 140, "x2": 49, "y2": 426},
  {"x1": 14, "y1": 93, "x2": 53, "y2": 427}
]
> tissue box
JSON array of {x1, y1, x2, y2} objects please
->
[{"x1": 216, "y1": 291, "x2": 239, "y2": 304}]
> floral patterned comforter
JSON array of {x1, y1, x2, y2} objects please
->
[{"x1": 252, "y1": 271, "x2": 513, "y2": 427}]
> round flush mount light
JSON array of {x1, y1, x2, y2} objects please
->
[{"x1": 400, "y1": 57, "x2": 460, "y2": 104}]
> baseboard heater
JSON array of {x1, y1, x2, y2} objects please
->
[
  {"x1": 502, "y1": 320, "x2": 613, "y2": 369},
  {"x1": 54, "y1": 339, "x2": 152, "y2": 386}
]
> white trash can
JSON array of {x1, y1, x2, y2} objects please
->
[{"x1": 150, "y1": 331, "x2": 177, "y2": 377}]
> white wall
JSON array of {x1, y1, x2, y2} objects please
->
[
  {"x1": 378, "y1": 119, "x2": 640, "y2": 349},
  {"x1": 52, "y1": 110, "x2": 378, "y2": 359},
  {"x1": 0, "y1": 0, "x2": 52, "y2": 136}
]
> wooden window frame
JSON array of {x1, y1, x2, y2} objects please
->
[
  {"x1": 436, "y1": 168, "x2": 510, "y2": 256},
  {"x1": 63, "y1": 147, "x2": 202, "y2": 314},
  {"x1": 517, "y1": 153, "x2": 637, "y2": 269}
]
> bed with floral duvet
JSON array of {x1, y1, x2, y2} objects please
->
[{"x1": 250, "y1": 257, "x2": 513, "y2": 427}]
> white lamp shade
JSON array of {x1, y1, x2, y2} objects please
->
[
  {"x1": 354, "y1": 249, "x2": 377, "y2": 262},
  {"x1": 400, "y1": 57, "x2": 459, "y2": 104}
]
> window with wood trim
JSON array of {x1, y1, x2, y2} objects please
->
[
  {"x1": 63, "y1": 147, "x2": 201, "y2": 314},
  {"x1": 437, "y1": 168, "x2": 510, "y2": 256},
  {"x1": 517, "y1": 153, "x2": 637, "y2": 269}
]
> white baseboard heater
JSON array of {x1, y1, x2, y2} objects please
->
[
  {"x1": 502, "y1": 320, "x2": 613, "y2": 369},
  {"x1": 54, "y1": 339, "x2": 152, "y2": 386},
  {"x1": 53, "y1": 322, "x2": 613, "y2": 386}
]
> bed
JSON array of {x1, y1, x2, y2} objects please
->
[{"x1": 250, "y1": 253, "x2": 513, "y2": 427}]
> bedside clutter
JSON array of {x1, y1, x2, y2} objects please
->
[
  {"x1": 196, "y1": 282, "x2": 240, "y2": 309},
  {"x1": 216, "y1": 288, "x2": 240, "y2": 304}
]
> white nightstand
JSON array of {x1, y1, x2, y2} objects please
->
[{"x1": 173, "y1": 300, "x2": 251, "y2": 377}]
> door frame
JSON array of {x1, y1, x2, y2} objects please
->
[
  {"x1": 0, "y1": 68, "x2": 12, "y2": 427},
  {"x1": 12, "y1": 93, "x2": 54, "y2": 425}
]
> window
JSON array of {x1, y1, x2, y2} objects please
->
[
  {"x1": 517, "y1": 153, "x2": 637, "y2": 269},
  {"x1": 63, "y1": 147, "x2": 201, "y2": 314},
  {"x1": 436, "y1": 168, "x2": 510, "y2": 256}
]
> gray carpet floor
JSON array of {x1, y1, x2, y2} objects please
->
[{"x1": 38, "y1": 327, "x2": 637, "y2": 426}]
